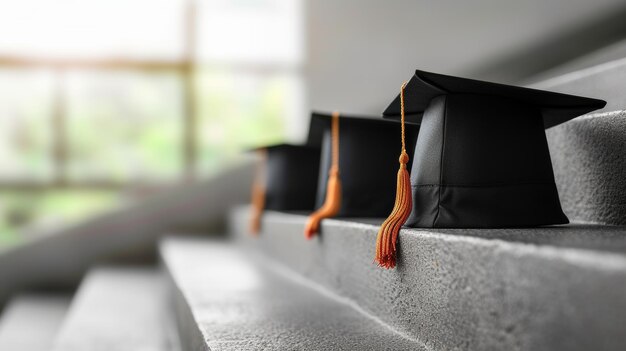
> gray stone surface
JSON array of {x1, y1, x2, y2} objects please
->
[
  {"x1": 160, "y1": 238, "x2": 426, "y2": 351},
  {"x1": 527, "y1": 59, "x2": 626, "y2": 225},
  {"x1": 0, "y1": 294, "x2": 70, "y2": 351},
  {"x1": 0, "y1": 161, "x2": 254, "y2": 303},
  {"x1": 532, "y1": 57, "x2": 626, "y2": 114},
  {"x1": 52, "y1": 267, "x2": 170, "y2": 351},
  {"x1": 231, "y1": 207, "x2": 626, "y2": 351},
  {"x1": 546, "y1": 111, "x2": 626, "y2": 225},
  {"x1": 527, "y1": 39, "x2": 626, "y2": 84}
]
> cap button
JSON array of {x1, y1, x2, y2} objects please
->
[{"x1": 399, "y1": 152, "x2": 409, "y2": 164}]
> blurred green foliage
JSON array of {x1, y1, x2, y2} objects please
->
[
  {"x1": 0, "y1": 69, "x2": 295, "y2": 247},
  {"x1": 0, "y1": 190, "x2": 119, "y2": 245},
  {"x1": 196, "y1": 69, "x2": 289, "y2": 173},
  {"x1": 0, "y1": 0, "x2": 301, "y2": 248},
  {"x1": 66, "y1": 70, "x2": 183, "y2": 181}
]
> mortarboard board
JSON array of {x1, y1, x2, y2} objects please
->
[
  {"x1": 304, "y1": 111, "x2": 420, "y2": 238},
  {"x1": 248, "y1": 116, "x2": 325, "y2": 234},
  {"x1": 382, "y1": 70, "x2": 605, "y2": 128},
  {"x1": 374, "y1": 70, "x2": 606, "y2": 268}
]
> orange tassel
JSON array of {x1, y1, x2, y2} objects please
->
[
  {"x1": 249, "y1": 149, "x2": 267, "y2": 235},
  {"x1": 375, "y1": 82, "x2": 412, "y2": 268},
  {"x1": 304, "y1": 165, "x2": 342, "y2": 238},
  {"x1": 304, "y1": 111, "x2": 341, "y2": 239}
]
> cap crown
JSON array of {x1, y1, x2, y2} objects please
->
[
  {"x1": 406, "y1": 93, "x2": 569, "y2": 228},
  {"x1": 313, "y1": 112, "x2": 420, "y2": 217},
  {"x1": 264, "y1": 144, "x2": 321, "y2": 211}
]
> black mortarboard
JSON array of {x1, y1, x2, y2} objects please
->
[
  {"x1": 255, "y1": 143, "x2": 321, "y2": 211},
  {"x1": 248, "y1": 117, "x2": 325, "y2": 234},
  {"x1": 304, "y1": 111, "x2": 420, "y2": 238},
  {"x1": 382, "y1": 69, "x2": 606, "y2": 229}
]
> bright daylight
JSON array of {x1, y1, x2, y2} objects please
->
[{"x1": 0, "y1": 1, "x2": 625, "y2": 350}]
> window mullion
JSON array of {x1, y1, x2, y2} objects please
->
[
  {"x1": 182, "y1": 0, "x2": 197, "y2": 180},
  {"x1": 52, "y1": 68, "x2": 68, "y2": 187}
]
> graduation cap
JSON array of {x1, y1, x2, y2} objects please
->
[
  {"x1": 248, "y1": 117, "x2": 325, "y2": 234},
  {"x1": 304, "y1": 111, "x2": 420, "y2": 238},
  {"x1": 374, "y1": 70, "x2": 606, "y2": 268}
]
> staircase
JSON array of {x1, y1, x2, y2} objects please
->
[
  {"x1": 51, "y1": 267, "x2": 173, "y2": 351},
  {"x1": 0, "y1": 295, "x2": 70, "y2": 351},
  {"x1": 535, "y1": 56, "x2": 626, "y2": 226},
  {"x1": 230, "y1": 208, "x2": 626, "y2": 350},
  {"x1": 162, "y1": 238, "x2": 426, "y2": 350},
  {"x1": 3, "y1": 209, "x2": 624, "y2": 350},
  {"x1": 0, "y1": 60, "x2": 625, "y2": 350}
]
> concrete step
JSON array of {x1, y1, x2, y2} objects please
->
[
  {"x1": 545, "y1": 109, "x2": 626, "y2": 226},
  {"x1": 160, "y1": 237, "x2": 426, "y2": 351},
  {"x1": 0, "y1": 294, "x2": 71, "y2": 351},
  {"x1": 230, "y1": 206, "x2": 626, "y2": 351},
  {"x1": 52, "y1": 266, "x2": 173, "y2": 351},
  {"x1": 527, "y1": 38, "x2": 626, "y2": 88},
  {"x1": 522, "y1": 59, "x2": 626, "y2": 226},
  {"x1": 531, "y1": 57, "x2": 626, "y2": 114},
  {"x1": 520, "y1": 53, "x2": 626, "y2": 226}
]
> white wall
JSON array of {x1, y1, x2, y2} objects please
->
[{"x1": 304, "y1": 0, "x2": 626, "y2": 115}]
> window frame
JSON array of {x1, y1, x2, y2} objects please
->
[
  {"x1": 0, "y1": 0, "x2": 199, "y2": 190},
  {"x1": 0, "y1": 0, "x2": 304, "y2": 190}
]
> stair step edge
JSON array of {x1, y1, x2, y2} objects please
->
[{"x1": 230, "y1": 206, "x2": 626, "y2": 351}]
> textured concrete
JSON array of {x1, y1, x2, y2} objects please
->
[
  {"x1": 0, "y1": 161, "x2": 254, "y2": 303},
  {"x1": 0, "y1": 294, "x2": 70, "y2": 351},
  {"x1": 528, "y1": 59, "x2": 626, "y2": 225},
  {"x1": 160, "y1": 238, "x2": 426, "y2": 351},
  {"x1": 52, "y1": 267, "x2": 170, "y2": 351},
  {"x1": 232, "y1": 207, "x2": 626, "y2": 351},
  {"x1": 546, "y1": 111, "x2": 626, "y2": 225}
]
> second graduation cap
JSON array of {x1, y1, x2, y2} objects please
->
[
  {"x1": 383, "y1": 69, "x2": 606, "y2": 229},
  {"x1": 304, "y1": 111, "x2": 420, "y2": 238}
]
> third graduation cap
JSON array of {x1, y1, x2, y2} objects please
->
[
  {"x1": 383, "y1": 69, "x2": 606, "y2": 229},
  {"x1": 248, "y1": 117, "x2": 325, "y2": 234}
]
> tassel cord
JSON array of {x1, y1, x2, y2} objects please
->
[
  {"x1": 375, "y1": 82, "x2": 412, "y2": 268},
  {"x1": 304, "y1": 111, "x2": 342, "y2": 238},
  {"x1": 249, "y1": 149, "x2": 267, "y2": 235}
]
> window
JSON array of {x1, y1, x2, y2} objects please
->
[
  {"x1": 0, "y1": 0, "x2": 185, "y2": 61},
  {"x1": 0, "y1": 68, "x2": 55, "y2": 182},
  {"x1": 196, "y1": 69, "x2": 303, "y2": 173},
  {"x1": 65, "y1": 70, "x2": 184, "y2": 181},
  {"x1": 0, "y1": 0, "x2": 304, "y2": 242},
  {"x1": 196, "y1": 0, "x2": 303, "y2": 65}
]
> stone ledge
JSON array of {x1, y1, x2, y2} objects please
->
[
  {"x1": 52, "y1": 267, "x2": 169, "y2": 351},
  {"x1": 160, "y1": 238, "x2": 426, "y2": 351},
  {"x1": 546, "y1": 110, "x2": 626, "y2": 225},
  {"x1": 530, "y1": 58, "x2": 626, "y2": 225},
  {"x1": 231, "y1": 206, "x2": 626, "y2": 351},
  {"x1": 532, "y1": 57, "x2": 626, "y2": 114},
  {"x1": 0, "y1": 294, "x2": 70, "y2": 351}
]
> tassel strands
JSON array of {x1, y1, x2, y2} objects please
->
[
  {"x1": 249, "y1": 149, "x2": 267, "y2": 235},
  {"x1": 375, "y1": 82, "x2": 412, "y2": 268},
  {"x1": 304, "y1": 111, "x2": 342, "y2": 239}
]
